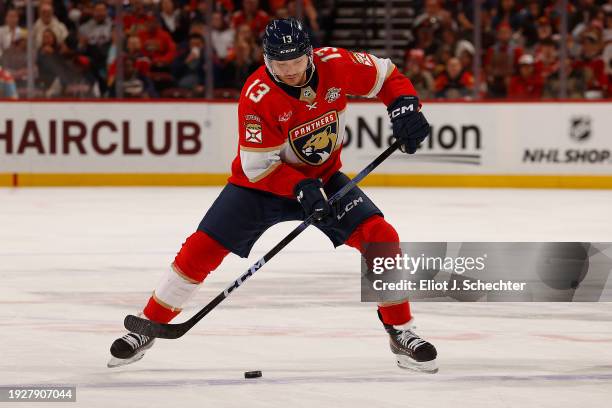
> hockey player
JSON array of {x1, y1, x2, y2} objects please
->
[{"x1": 109, "y1": 18, "x2": 437, "y2": 373}]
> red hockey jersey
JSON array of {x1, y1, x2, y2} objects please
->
[{"x1": 228, "y1": 47, "x2": 417, "y2": 198}]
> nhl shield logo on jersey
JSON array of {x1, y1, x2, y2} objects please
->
[
  {"x1": 289, "y1": 111, "x2": 339, "y2": 165},
  {"x1": 325, "y1": 87, "x2": 341, "y2": 103}
]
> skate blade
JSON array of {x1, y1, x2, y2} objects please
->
[
  {"x1": 107, "y1": 350, "x2": 147, "y2": 368},
  {"x1": 396, "y1": 355, "x2": 438, "y2": 374},
  {"x1": 107, "y1": 339, "x2": 155, "y2": 368}
]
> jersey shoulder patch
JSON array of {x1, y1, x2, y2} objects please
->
[{"x1": 347, "y1": 51, "x2": 374, "y2": 66}]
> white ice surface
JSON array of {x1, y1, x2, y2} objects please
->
[{"x1": 1, "y1": 187, "x2": 611, "y2": 407}]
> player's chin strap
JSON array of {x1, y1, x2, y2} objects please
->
[
  {"x1": 124, "y1": 139, "x2": 402, "y2": 339},
  {"x1": 264, "y1": 51, "x2": 316, "y2": 88}
]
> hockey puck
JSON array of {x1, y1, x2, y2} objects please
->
[{"x1": 244, "y1": 370, "x2": 262, "y2": 379}]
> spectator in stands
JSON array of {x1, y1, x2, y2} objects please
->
[
  {"x1": 435, "y1": 57, "x2": 473, "y2": 99},
  {"x1": 450, "y1": 27, "x2": 474, "y2": 59},
  {"x1": 138, "y1": 14, "x2": 177, "y2": 70},
  {"x1": 231, "y1": 0, "x2": 269, "y2": 36},
  {"x1": 188, "y1": 0, "x2": 209, "y2": 25},
  {"x1": 125, "y1": 34, "x2": 152, "y2": 74},
  {"x1": 67, "y1": 1, "x2": 89, "y2": 23},
  {"x1": 211, "y1": 10, "x2": 234, "y2": 61},
  {"x1": 485, "y1": 22, "x2": 523, "y2": 97},
  {"x1": 404, "y1": 48, "x2": 434, "y2": 99},
  {"x1": 604, "y1": 6, "x2": 612, "y2": 83},
  {"x1": 215, "y1": 0, "x2": 235, "y2": 15},
  {"x1": 107, "y1": 34, "x2": 153, "y2": 90},
  {"x1": 159, "y1": 0, "x2": 189, "y2": 45},
  {"x1": 604, "y1": 4, "x2": 612, "y2": 42},
  {"x1": 508, "y1": 54, "x2": 543, "y2": 99},
  {"x1": 492, "y1": 0, "x2": 521, "y2": 31},
  {"x1": 535, "y1": 16, "x2": 553, "y2": 43},
  {"x1": 413, "y1": 0, "x2": 452, "y2": 33},
  {"x1": 542, "y1": 58, "x2": 588, "y2": 99},
  {"x1": 433, "y1": 43, "x2": 453, "y2": 76},
  {"x1": 0, "y1": 64, "x2": 18, "y2": 99},
  {"x1": 37, "y1": 28, "x2": 77, "y2": 96},
  {"x1": 447, "y1": 0, "x2": 475, "y2": 35},
  {"x1": 573, "y1": 27, "x2": 608, "y2": 98},
  {"x1": 32, "y1": 2, "x2": 69, "y2": 49},
  {"x1": 283, "y1": 0, "x2": 319, "y2": 33},
  {"x1": 569, "y1": 0, "x2": 600, "y2": 35},
  {"x1": 534, "y1": 37, "x2": 559, "y2": 80},
  {"x1": 109, "y1": 56, "x2": 158, "y2": 98},
  {"x1": 0, "y1": 8, "x2": 27, "y2": 59},
  {"x1": 456, "y1": 41, "x2": 475, "y2": 73},
  {"x1": 77, "y1": 2, "x2": 109, "y2": 40},
  {"x1": 78, "y1": 2, "x2": 112, "y2": 94},
  {"x1": 440, "y1": 27, "x2": 458, "y2": 54},
  {"x1": 518, "y1": 0, "x2": 544, "y2": 48},
  {"x1": 479, "y1": 4, "x2": 497, "y2": 50},
  {"x1": 4, "y1": 1, "x2": 69, "y2": 25},
  {"x1": 222, "y1": 39, "x2": 258, "y2": 89},
  {"x1": 269, "y1": 1, "x2": 319, "y2": 46},
  {"x1": 435, "y1": 27, "x2": 474, "y2": 72},
  {"x1": 124, "y1": 0, "x2": 154, "y2": 35},
  {"x1": 0, "y1": 35, "x2": 27, "y2": 88},
  {"x1": 229, "y1": 24, "x2": 262, "y2": 64},
  {"x1": 409, "y1": 18, "x2": 438, "y2": 58},
  {"x1": 172, "y1": 33, "x2": 206, "y2": 92},
  {"x1": 188, "y1": 21, "x2": 207, "y2": 39}
]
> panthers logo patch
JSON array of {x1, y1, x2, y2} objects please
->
[{"x1": 289, "y1": 111, "x2": 339, "y2": 166}]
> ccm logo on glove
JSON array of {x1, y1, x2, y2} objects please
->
[
  {"x1": 389, "y1": 104, "x2": 415, "y2": 119},
  {"x1": 387, "y1": 95, "x2": 431, "y2": 154}
]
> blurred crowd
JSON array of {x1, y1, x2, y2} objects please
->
[
  {"x1": 0, "y1": 0, "x2": 610, "y2": 100},
  {"x1": 407, "y1": 0, "x2": 611, "y2": 99},
  {"x1": 0, "y1": 0, "x2": 321, "y2": 98}
]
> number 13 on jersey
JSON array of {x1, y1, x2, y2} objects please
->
[{"x1": 246, "y1": 79, "x2": 271, "y2": 103}]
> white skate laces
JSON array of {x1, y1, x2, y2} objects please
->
[
  {"x1": 121, "y1": 333, "x2": 150, "y2": 349},
  {"x1": 396, "y1": 330, "x2": 427, "y2": 351}
]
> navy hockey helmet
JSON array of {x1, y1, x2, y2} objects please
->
[
  {"x1": 263, "y1": 18, "x2": 312, "y2": 61},
  {"x1": 263, "y1": 18, "x2": 315, "y2": 84}
]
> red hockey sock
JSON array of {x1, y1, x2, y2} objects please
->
[
  {"x1": 345, "y1": 214, "x2": 401, "y2": 270},
  {"x1": 345, "y1": 215, "x2": 412, "y2": 326},
  {"x1": 345, "y1": 215, "x2": 399, "y2": 253},
  {"x1": 143, "y1": 295, "x2": 181, "y2": 323},
  {"x1": 174, "y1": 230, "x2": 230, "y2": 282},
  {"x1": 378, "y1": 301, "x2": 412, "y2": 325}
]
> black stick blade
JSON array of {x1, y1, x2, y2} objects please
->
[{"x1": 124, "y1": 314, "x2": 187, "y2": 339}]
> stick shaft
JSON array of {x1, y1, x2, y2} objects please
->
[{"x1": 125, "y1": 140, "x2": 400, "y2": 338}]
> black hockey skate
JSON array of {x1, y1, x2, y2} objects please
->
[
  {"x1": 381, "y1": 318, "x2": 438, "y2": 373},
  {"x1": 107, "y1": 332, "x2": 155, "y2": 368}
]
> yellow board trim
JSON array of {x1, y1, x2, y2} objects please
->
[
  {"x1": 2, "y1": 173, "x2": 612, "y2": 189},
  {"x1": 350, "y1": 174, "x2": 612, "y2": 189},
  {"x1": 0, "y1": 174, "x2": 13, "y2": 186},
  {"x1": 5, "y1": 173, "x2": 228, "y2": 187}
]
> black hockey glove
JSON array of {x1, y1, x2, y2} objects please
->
[
  {"x1": 294, "y1": 178, "x2": 335, "y2": 225},
  {"x1": 387, "y1": 95, "x2": 431, "y2": 154}
]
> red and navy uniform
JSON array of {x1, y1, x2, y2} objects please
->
[
  {"x1": 229, "y1": 47, "x2": 416, "y2": 198},
  {"x1": 144, "y1": 47, "x2": 416, "y2": 327}
]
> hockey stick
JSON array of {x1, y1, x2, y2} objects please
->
[{"x1": 124, "y1": 139, "x2": 401, "y2": 339}]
